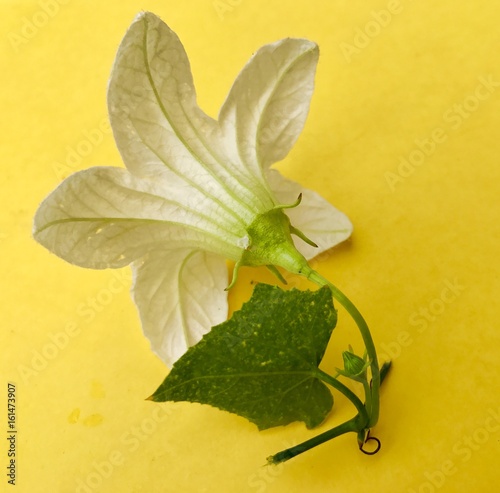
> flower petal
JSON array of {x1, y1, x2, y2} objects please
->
[
  {"x1": 33, "y1": 167, "x2": 242, "y2": 268},
  {"x1": 219, "y1": 37, "x2": 319, "y2": 176},
  {"x1": 266, "y1": 169, "x2": 353, "y2": 260},
  {"x1": 108, "y1": 12, "x2": 271, "y2": 222},
  {"x1": 132, "y1": 249, "x2": 228, "y2": 366}
]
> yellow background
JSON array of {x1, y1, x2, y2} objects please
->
[{"x1": 1, "y1": 0, "x2": 499, "y2": 491}]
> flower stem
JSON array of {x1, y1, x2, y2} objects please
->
[
  {"x1": 267, "y1": 416, "x2": 360, "y2": 465},
  {"x1": 303, "y1": 267, "x2": 381, "y2": 427},
  {"x1": 363, "y1": 379, "x2": 372, "y2": 419},
  {"x1": 314, "y1": 369, "x2": 368, "y2": 426},
  {"x1": 268, "y1": 264, "x2": 388, "y2": 464}
]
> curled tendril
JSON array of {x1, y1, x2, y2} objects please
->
[{"x1": 359, "y1": 431, "x2": 381, "y2": 456}]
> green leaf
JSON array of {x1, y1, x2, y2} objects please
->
[{"x1": 150, "y1": 284, "x2": 337, "y2": 430}]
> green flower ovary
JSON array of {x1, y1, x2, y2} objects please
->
[{"x1": 240, "y1": 208, "x2": 310, "y2": 275}]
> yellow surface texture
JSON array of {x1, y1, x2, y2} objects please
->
[{"x1": 1, "y1": 1, "x2": 500, "y2": 492}]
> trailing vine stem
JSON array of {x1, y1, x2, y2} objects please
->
[
  {"x1": 267, "y1": 267, "x2": 389, "y2": 465},
  {"x1": 304, "y1": 268, "x2": 381, "y2": 428}
]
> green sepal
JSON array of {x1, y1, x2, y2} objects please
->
[
  {"x1": 290, "y1": 224, "x2": 318, "y2": 248},
  {"x1": 266, "y1": 264, "x2": 288, "y2": 284}
]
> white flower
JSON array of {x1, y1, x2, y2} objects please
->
[{"x1": 33, "y1": 12, "x2": 352, "y2": 366}]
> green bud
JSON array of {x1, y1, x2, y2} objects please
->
[
  {"x1": 342, "y1": 351, "x2": 365, "y2": 376},
  {"x1": 337, "y1": 346, "x2": 370, "y2": 381}
]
